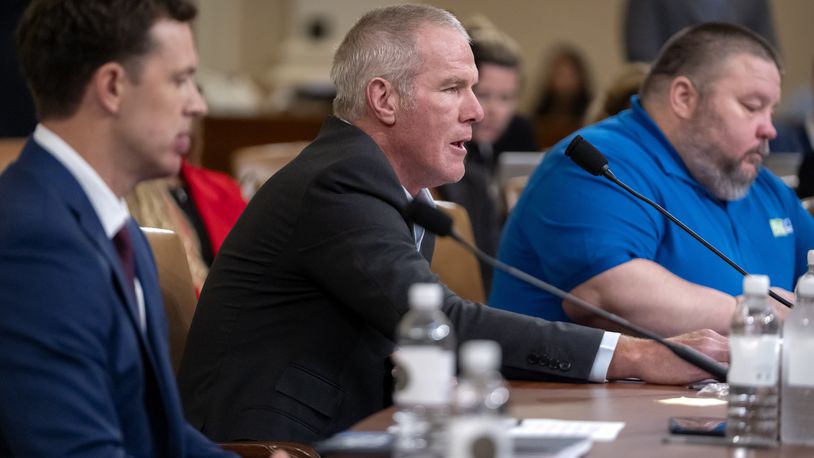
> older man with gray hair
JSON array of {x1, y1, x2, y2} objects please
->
[{"x1": 178, "y1": 4, "x2": 727, "y2": 443}]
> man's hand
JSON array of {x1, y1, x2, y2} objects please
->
[{"x1": 608, "y1": 329, "x2": 729, "y2": 384}]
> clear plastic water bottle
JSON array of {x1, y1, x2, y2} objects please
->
[
  {"x1": 392, "y1": 283, "x2": 456, "y2": 458},
  {"x1": 793, "y1": 249, "x2": 814, "y2": 298},
  {"x1": 781, "y1": 275, "x2": 814, "y2": 444},
  {"x1": 447, "y1": 340, "x2": 512, "y2": 458},
  {"x1": 726, "y1": 275, "x2": 780, "y2": 446}
]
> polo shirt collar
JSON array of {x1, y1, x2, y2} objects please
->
[{"x1": 628, "y1": 96, "x2": 703, "y2": 185}]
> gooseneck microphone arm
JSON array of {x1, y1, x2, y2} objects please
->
[
  {"x1": 565, "y1": 135, "x2": 794, "y2": 310},
  {"x1": 403, "y1": 200, "x2": 728, "y2": 381},
  {"x1": 605, "y1": 169, "x2": 749, "y2": 277}
]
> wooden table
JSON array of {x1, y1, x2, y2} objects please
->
[{"x1": 351, "y1": 381, "x2": 812, "y2": 457}]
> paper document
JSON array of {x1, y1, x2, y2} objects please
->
[
  {"x1": 513, "y1": 435, "x2": 592, "y2": 458},
  {"x1": 511, "y1": 418, "x2": 625, "y2": 442}
]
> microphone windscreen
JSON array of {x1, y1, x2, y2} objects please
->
[
  {"x1": 403, "y1": 200, "x2": 453, "y2": 237},
  {"x1": 565, "y1": 135, "x2": 608, "y2": 176}
]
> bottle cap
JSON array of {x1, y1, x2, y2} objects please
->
[
  {"x1": 798, "y1": 276, "x2": 814, "y2": 298},
  {"x1": 461, "y1": 340, "x2": 501, "y2": 374},
  {"x1": 408, "y1": 283, "x2": 443, "y2": 310},
  {"x1": 743, "y1": 275, "x2": 770, "y2": 296},
  {"x1": 808, "y1": 249, "x2": 814, "y2": 267}
]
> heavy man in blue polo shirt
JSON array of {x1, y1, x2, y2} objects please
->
[{"x1": 491, "y1": 23, "x2": 814, "y2": 336}]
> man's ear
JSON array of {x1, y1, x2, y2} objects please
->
[
  {"x1": 365, "y1": 77, "x2": 398, "y2": 125},
  {"x1": 669, "y1": 76, "x2": 698, "y2": 120},
  {"x1": 92, "y1": 62, "x2": 128, "y2": 114}
]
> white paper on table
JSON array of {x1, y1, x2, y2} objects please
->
[{"x1": 511, "y1": 418, "x2": 625, "y2": 442}]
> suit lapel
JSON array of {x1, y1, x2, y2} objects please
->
[
  {"x1": 76, "y1": 202, "x2": 148, "y2": 343},
  {"x1": 129, "y1": 219, "x2": 172, "y2": 374},
  {"x1": 17, "y1": 141, "x2": 159, "y2": 365},
  {"x1": 129, "y1": 219, "x2": 188, "y2": 450}
]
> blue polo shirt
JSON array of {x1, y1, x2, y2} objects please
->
[{"x1": 489, "y1": 97, "x2": 814, "y2": 322}]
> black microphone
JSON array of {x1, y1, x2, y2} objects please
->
[
  {"x1": 565, "y1": 135, "x2": 794, "y2": 309},
  {"x1": 404, "y1": 199, "x2": 727, "y2": 381}
]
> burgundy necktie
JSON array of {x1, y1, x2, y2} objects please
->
[{"x1": 112, "y1": 224, "x2": 136, "y2": 295}]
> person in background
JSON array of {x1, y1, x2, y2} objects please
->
[
  {"x1": 583, "y1": 62, "x2": 650, "y2": 124},
  {"x1": 491, "y1": 23, "x2": 813, "y2": 337},
  {"x1": 0, "y1": 0, "x2": 235, "y2": 455},
  {"x1": 624, "y1": 0, "x2": 777, "y2": 63},
  {"x1": 456, "y1": 16, "x2": 538, "y2": 175},
  {"x1": 533, "y1": 45, "x2": 594, "y2": 147},
  {"x1": 178, "y1": 4, "x2": 727, "y2": 445},
  {"x1": 127, "y1": 122, "x2": 246, "y2": 293},
  {"x1": 771, "y1": 60, "x2": 814, "y2": 198},
  {"x1": 436, "y1": 17, "x2": 537, "y2": 291},
  {"x1": 788, "y1": 130, "x2": 814, "y2": 199}
]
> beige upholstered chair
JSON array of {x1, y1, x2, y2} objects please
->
[
  {"x1": 0, "y1": 138, "x2": 25, "y2": 172},
  {"x1": 430, "y1": 201, "x2": 486, "y2": 303},
  {"x1": 141, "y1": 227, "x2": 197, "y2": 374},
  {"x1": 802, "y1": 196, "x2": 814, "y2": 217},
  {"x1": 140, "y1": 227, "x2": 320, "y2": 458},
  {"x1": 503, "y1": 175, "x2": 529, "y2": 213},
  {"x1": 231, "y1": 141, "x2": 308, "y2": 198}
]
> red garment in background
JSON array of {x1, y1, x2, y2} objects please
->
[{"x1": 179, "y1": 161, "x2": 246, "y2": 255}]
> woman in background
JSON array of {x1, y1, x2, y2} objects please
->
[
  {"x1": 533, "y1": 45, "x2": 593, "y2": 147},
  {"x1": 583, "y1": 62, "x2": 649, "y2": 124}
]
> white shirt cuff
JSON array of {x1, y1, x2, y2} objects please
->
[{"x1": 587, "y1": 331, "x2": 620, "y2": 382}]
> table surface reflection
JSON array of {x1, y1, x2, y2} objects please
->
[{"x1": 349, "y1": 380, "x2": 812, "y2": 457}]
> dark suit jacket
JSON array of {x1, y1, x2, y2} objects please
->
[
  {"x1": 463, "y1": 115, "x2": 539, "y2": 175},
  {"x1": 771, "y1": 119, "x2": 814, "y2": 198},
  {"x1": 0, "y1": 140, "x2": 230, "y2": 457},
  {"x1": 178, "y1": 117, "x2": 604, "y2": 443}
]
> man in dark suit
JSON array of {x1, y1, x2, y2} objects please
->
[
  {"x1": 0, "y1": 1, "x2": 233, "y2": 456},
  {"x1": 178, "y1": 4, "x2": 728, "y2": 444}
]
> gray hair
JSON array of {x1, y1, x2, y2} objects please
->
[
  {"x1": 331, "y1": 4, "x2": 468, "y2": 121},
  {"x1": 640, "y1": 22, "x2": 782, "y2": 100}
]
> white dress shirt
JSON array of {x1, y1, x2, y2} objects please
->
[
  {"x1": 33, "y1": 124, "x2": 146, "y2": 332},
  {"x1": 404, "y1": 186, "x2": 619, "y2": 382}
]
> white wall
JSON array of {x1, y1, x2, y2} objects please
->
[{"x1": 195, "y1": 0, "x2": 814, "y2": 114}]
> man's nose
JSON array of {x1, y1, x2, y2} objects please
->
[
  {"x1": 464, "y1": 88, "x2": 484, "y2": 124},
  {"x1": 188, "y1": 84, "x2": 208, "y2": 117},
  {"x1": 759, "y1": 114, "x2": 777, "y2": 141}
]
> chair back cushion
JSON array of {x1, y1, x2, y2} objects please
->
[
  {"x1": 430, "y1": 201, "x2": 486, "y2": 303},
  {"x1": 142, "y1": 227, "x2": 197, "y2": 373}
]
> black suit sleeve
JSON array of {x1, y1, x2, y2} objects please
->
[{"x1": 293, "y1": 154, "x2": 604, "y2": 382}]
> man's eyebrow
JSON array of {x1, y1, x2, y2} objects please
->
[
  {"x1": 741, "y1": 93, "x2": 777, "y2": 107},
  {"x1": 178, "y1": 65, "x2": 197, "y2": 76},
  {"x1": 440, "y1": 76, "x2": 466, "y2": 87}
]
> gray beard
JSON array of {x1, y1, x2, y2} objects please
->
[
  {"x1": 680, "y1": 144, "x2": 758, "y2": 201},
  {"x1": 678, "y1": 117, "x2": 765, "y2": 201}
]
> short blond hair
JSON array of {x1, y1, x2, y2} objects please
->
[{"x1": 331, "y1": 4, "x2": 467, "y2": 121}]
